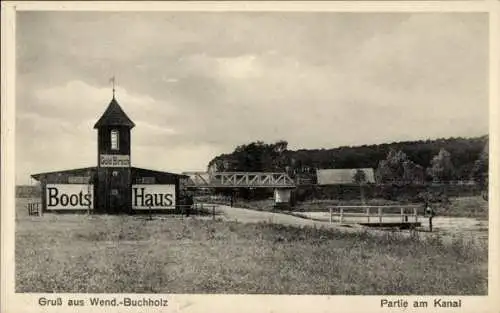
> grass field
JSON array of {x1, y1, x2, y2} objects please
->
[{"x1": 16, "y1": 199, "x2": 487, "y2": 294}]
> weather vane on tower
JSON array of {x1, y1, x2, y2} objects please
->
[{"x1": 110, "y1": 76, "x2": 116, "y2": 98}]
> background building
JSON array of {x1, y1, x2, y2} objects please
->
[{"x1": 316, "y1": 168, "x2": 376, "y2": 185}]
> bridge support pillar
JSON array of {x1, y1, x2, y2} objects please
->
[{"x1": 274, "y1": 188, "x2": 292, "y2": 210}]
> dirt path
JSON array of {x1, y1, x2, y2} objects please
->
[{"x1": 212, "y1": 204, "x2": 363, "y2": 233}]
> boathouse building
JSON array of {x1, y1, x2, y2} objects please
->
[{"x1": 31, "y1": 95, "x2": 187, "y2": 214}]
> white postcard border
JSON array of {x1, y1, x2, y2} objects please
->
[{"x1": 2, "y1": 1, "x2": 499, "y2": 313}]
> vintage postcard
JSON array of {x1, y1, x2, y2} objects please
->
[{"x1": 1, "y1": 1, "x2": 499, "y2": 313}]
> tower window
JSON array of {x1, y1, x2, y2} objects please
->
[{"x1": 111, "y1": 130, "x2": 119, "y2": 150}]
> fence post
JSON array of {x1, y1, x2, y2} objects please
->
[
  {"x1": 414, "y1": 207, "x2": 418, "y2": 223},
  {"x1": 38, "y1": 202, "x2": 42, "y2": 217},
  {"x1": 378, "y1": 207, "x2": 382, "y2": 223},
  {"x1": 401, "y1": 207, "x2": 404, "y2": 223},
  {"x1": 212, "y1": 205, "x2": 215, "y2": 220},
  {"x1": 367, "y1": 207, "x2": 370, "y2": 223},
  {"x1": 329, "y1": 207, "x2": 332, "y2": 224},
  {"x1": 340, "y1": 207, "x2": 344, "y2": 223}
]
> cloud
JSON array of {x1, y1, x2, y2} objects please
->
[
  {"x1": 215, "y1": 55, "x2": 262, "y2": 79},
  {"x1": 15, "y1": 80, "x2": 188, "y2": 182}
]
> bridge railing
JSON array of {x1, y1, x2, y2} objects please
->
[
  {"x1": 328, "y1": 205, "x2": 423, "y2": 224},
  {"x1": 183, "y1": 172, "x2": 295, "y2": 188},
  {"x1": 211, "y1": 172, "x2": 295, "y2": 187}
]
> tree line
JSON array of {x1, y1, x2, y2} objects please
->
[{"x1": 207, "y1": 135, "x2": 488, "y2": 188}]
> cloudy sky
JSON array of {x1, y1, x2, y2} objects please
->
[{"x1": 16, "y1": 11, "x2": 488, "y2": 184}]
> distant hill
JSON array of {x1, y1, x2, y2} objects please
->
[{"x1": 208, "y1": 135, "x2": 488, "y2": 182}]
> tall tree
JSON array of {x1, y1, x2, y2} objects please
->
[
  {"x1": 209, "y1": 140, "x2": 289, "y2": 173},
  {"x1": 376, "y1": 149, "x2": 407, "y2": 184},
  {"x1": 403, "y1": 161, "x2": 425, "y2": 184},
  {"x1": 353, "y1": 169, "x2": 367, "y2": 185},
  {"x1": 376, "y1": 149, "x2": 423, "y2": 185},
  {"x1": 353, "y1": 169, "x2": 368, "y2": 204},
  {"x1": 427, "y1": 148, "x2": 456, "y2": 183},
  {"x1": 471, "y1": 142, "x2": 488, "y2": 190}
]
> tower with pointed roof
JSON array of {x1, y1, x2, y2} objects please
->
[
  {"x1": 31, "y1": 81, "x2": 187, "y2": 215},
  {"x1": 94, "y1": 95, "x2": 135, "y2": 213}
]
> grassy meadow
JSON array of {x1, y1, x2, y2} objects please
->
[{"x1": 16, "y1": 199, "x2": 487, "y2": 294}]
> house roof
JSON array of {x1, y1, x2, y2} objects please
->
[
  {"x1": 31, "y1": 167, "x2": 97, "y2": 181},
  {"x1": 31, "y1": 166, "x2": 188, "y2": 181},
  {"x1": 316, "y1": 168, "x2": 375, "y2": 185},
  {"x1": 132, "y1": 167, "x2": 189, "y2": 179},
  {"x1": 93, "y1": 97, "x2": 135, "y2": 129}
]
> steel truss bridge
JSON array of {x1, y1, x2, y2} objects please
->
[{"x1": 182, "y1": 172, "x2": 296, "y2": 188}]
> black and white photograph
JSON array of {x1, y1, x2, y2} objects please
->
[{"x1": 1, "y1": 1, "x2": 499, "y2": 313}]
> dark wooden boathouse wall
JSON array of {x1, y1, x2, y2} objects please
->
[{"x1": 31, "y1": 166, "x2": 186, "y2": 213}]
